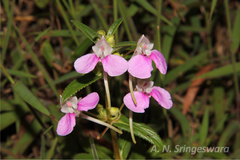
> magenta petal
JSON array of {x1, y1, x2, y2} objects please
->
[
  {"x1": 150, "y1": 50, "x2": 167, "y2": 74},
  {"x1": 56, "y1": 113, "x2": 76, "y2": 136},
  {"x1": 123, "y1": 91, "x2": 150, "y2": 113},
  {"x1": 150, "y1": 87, "x2": 172, "y2": 109},
  {"x1": 128, "y1": 55, "x2": 153, "y2": 79},
  {"x1": 74, "y1": 53, "x2": 100, "y2": 74},
  {"x1": 77, "y1": 92, "x2": 99, "y2": 111},
  {"x1": 102, "y1": 55, "x2": 128, "y2": 76}
]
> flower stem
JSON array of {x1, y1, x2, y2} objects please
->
[
  {"x1": 129, "y1": 110, "x2": 136, "y2": 144},
  {"x1": 81, "y1": 113, "x2": 122, "y2": 134},
  {"x1": 110, "y1": 129, "x2": 121, "y2": 159},
  {"x1": 129, "y1": 74, "x2": 137, "y2": 105},
  {"x1": 103, "y1": 71, "x2": 121, "y2": 159},
  {"x1": 103, "y1": 71, "x2": 111, "y2": 110}
]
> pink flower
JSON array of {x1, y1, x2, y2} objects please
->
[
  {"x1": 56, "y1": 92, "x2": 99, "y2": 136},
  {"x1": 123, "y1": 79, "x2": 172, "y2": 113},
  {"x1": 128, "y1": 35, "x2": 167, "y2": 78},
  {"x1": 74, "y1": 36, "x2": 128, "y2": 76}
]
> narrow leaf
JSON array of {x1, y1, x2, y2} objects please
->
[
  {"x1": 71, "y1": 20, "x2": 97, "y2": 43},
  {"x1": 200, "y1": 107, "x2": 209, "y2": 145},
  {"x1": 62, "y1": 72, "x2": 102, "y2": 103},
  {"x1": 196, "y1": 62, "x2": 240, "y2": 79},
  {"x1": 218, "y1": 121, "x2": 240, "y2": 147},
  {"x1": 230, "y1": 7, "x2": 240, "y2": 53},
  {"x1": 114, "y1": 115, "x2": 163, "y2": 149},
  {"x1": 209, "y1": 0, "x2": 218, "y2": 21},
  {"x1": 169, "y1": 107, "x2": 190, "y2": 138},
  {"x1": 89, "y1": 134, "x2": 99, "y2": 160},
  {"x1": 113, "y1": 41, "x2": 137, "y2": 48},
  {"x1": 6, "y1": 69, "x2": 37, "y2": 78},
  {"x1": 118, "y1": 135, "x2": 132, "y2": 160},
  {"x1": 13, "y1": 81, "x2": 50, "y2": 116},
  {"x1": 165, "y1": 51, "x2": 207, "y2": 84},
  {"x1": 46, "y1": 137, "x2": 58, "y2": 160},
  {"x1": 107, "y1": 18, "x2": 123, "y2": 36}
]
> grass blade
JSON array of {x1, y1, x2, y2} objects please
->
[{"x1": 14, "y1": 25, "x2": 59, "y2": 98}]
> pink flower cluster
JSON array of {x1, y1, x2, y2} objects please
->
[
  {"x1": 57, "y1": 35, "x2": 173, "y2": 136},
  {"x1": 124, "y1": 35, "x2": 172, "y2": 113},
  {"x1": 57, "y1": 93, "x2": 99, "y2": 136}
]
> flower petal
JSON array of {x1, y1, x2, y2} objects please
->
[
  {"x1": 56, "y1": 113, "x2": 76, "y2": 136},
  {"x1": 92, "y1": 36, "x2": 113, "y2": 57},
  {"x1": 74, "y1": 53, "x2": 100, "y2": 74},
  {"x1": 150, "y1": 87, "x2": 172, "y2": 109},
  {"x1": 137, "y1": 35, "x2": 150, "y2": 46},
  {"x1": 128, "y1": 55, "x2": 153, "y2": 79},
  {"x1": 150, "y1": 50, "x2": 167, "y2": 75},
  {"x1": 123, "y1": 91, "x2": 150, "y2": 113},
  {"x1": 102, "y1": 55, "x2": 128, "y2": 76},
  {"x1": 77, "y1": 92, "x2": 99, "y2": 111}
]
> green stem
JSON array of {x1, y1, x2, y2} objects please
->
[
  {"x1": 81, "y1": 113, "x2": 122, "y2": 134},
  {"x1": 103, "y1": 71, "x2": 121, "y2": 159},
  {"x1": 129, "y1": 74, "x2": 137, "y2": 104},
  {"x1": 129, "y1": 110, "x2": 136, "y2": 144},
  {"x1": 114, "y1": 0, "x2": 119, "y2": 44},
  {"x1": 103, "y1": 71, "x2": 111, "y2": 110},
  {"x1": 110, "y1": 129, "x2": 121, "y2": 159},
  {"x1": 0, "y1": 63, "x2": 15, "y2": 84},
  {"x1": 224, "y1": 0, "x2": 240, "y2": 120}
]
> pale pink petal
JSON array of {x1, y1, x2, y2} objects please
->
[
  {"x1": 150, "y1": 87, "x2": 172, "y2": 109},
  {"x1": 137, "y1": 35, "x2": 150, "y2": 46},
  {"x1": 123, "y1": 91, "x2": 150, "y2": 113},
  {"x1": 56, "y1": 113, "x2": 76, "y2": 136},
  {"x1": 150, "y1": 50, "x2": 167, "y2": 74},
  {"x1": 101, "y1": 55, "x2": 128, "y2": 76},
  {"x1": 74, "y1": 53, "x2": 100, "y2": 74},
  {"x1": 77, "y1": 92, "x2": 99, "y2": 111},
  {"x1": 128, "y1": 55, "x2": 153, "y2": 79},
  {"x1": 92, "y1": 36, "x2": 113, "y2": 57}
]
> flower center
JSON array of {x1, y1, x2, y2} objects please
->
[
  {"x1": 143, "y1": 44, "x2": 147, "y2": 50},
  {"x1": 101, "y1": 46, "x2": 104, "y2": 51},
  {"x1": 67, "y1": 102, "x2": 72, "y2": 107}
]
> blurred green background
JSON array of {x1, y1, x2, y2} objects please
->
[{"x1": 1, "y1": 0, "x2": 240, "y2": 159}]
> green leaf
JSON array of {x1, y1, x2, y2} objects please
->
[
  {"x1": 114, "y1": 115, "x2": 163, "y2": 149},
  {"x1": 218, "y1": 121, "x2": 240, "y2": 147},
  {"x1": 113, "y1": 41, "x2": 137, "y2": 48},
  {"x1": 230, "y1": 5, "x2": 240, "y2": 53},
  {"x1": 74, "y1": 153, "x2": 94, "y2": 159},
  {"x1": 89, "y1": 134, "x2": 99, "y2": 160},
  {"x1": 41, "y1": 40, "x2": 54, "y2": 67},
  {"x1": 6, "y1": 69, "x2": 37, "y2": 78},
  {"x1": 13, "y1": 81, "x2": 50, "y2": 116},
  {"x1": 133, "y1": 0, "x2": 173, "y2": 26},
  {"x1": 213, "y1": 87, "x2": 225, "y2": 130},
  {"x1": 1, "y1": 0, "x2": 15, "y2": 63},
  {"x1": 34, "y1": 0, "x2": 49, "y2": 8},
  {"x1": 199, "y1": 107, "x2": 209, "y2": 146},
  {"x1": 118, "y1": 135, "x2": 132, "y2": 160},
  {"x1": 9, "y1": 119, "x2": 41, "y2": 157},
  {"x1": 107, "y1": 18, "x2": 123, "y2": 36},
  {"x1": 71, "y1": 20, "x2": 98, "y2": 43},
  {"x1": 209, "y1": 0, "x2": 218, "y2": 21},
  {"x1": 34, "y1": 27, "x2": 50, "y2": 42},
  {"x1": 62, "y1": 72, "x2": 102, "y2": 103},
  {"x1": 169, "y1": 107, "x2": 190, "y2": 138},
  {"x1": 14, "y1": 25, "x2": 59, "y2": 98},
  {"x1": 46, "y1": 137, "x2": 58, "y2": 159},
  {"x1": 196, "y1": 62, "x2": 240, "y2": 79},
  {"x1": 165, "y1": 51, "x2": 207, "y2": 84},
  {"x1": 206, "y1": 115, "x2": 228, "y2": 146}
]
